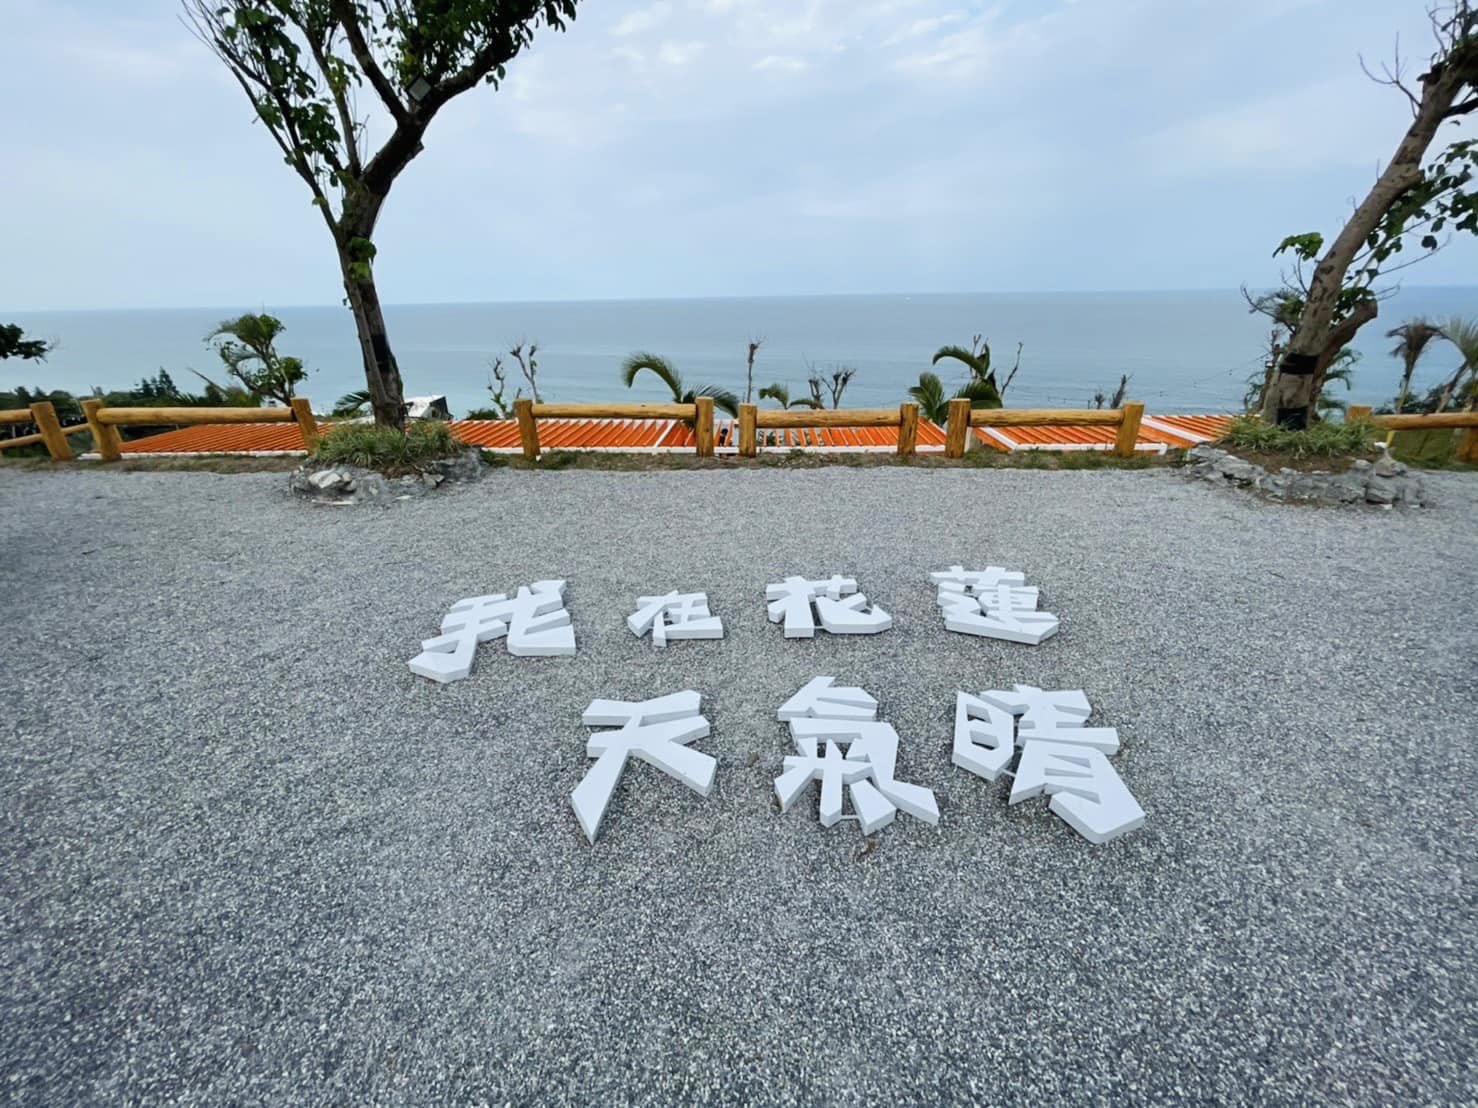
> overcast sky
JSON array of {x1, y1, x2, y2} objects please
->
[{"x1": 3, "y1": 0, "x2": 1475, "y2": 311}]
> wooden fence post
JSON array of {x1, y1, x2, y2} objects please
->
[
  {"x1": 29, "y1": 401, "x2": 72, "y2": 461},
  {"x1": 81, "y1": 399, "x2": 123, "y2": 462},
  {"x1": 944, "y1": 398, "x2": 971, "y2": 458},
  {"x1": 514, "y1": 398, "x2": 540, "y2": 460},
  {"x1": 1459, "y1": 426, "x2": 1478, "y2": 464},
  {"x1": 290, "y1": 397, "x2": 319, "y2": 451},
  {"x1": 737, "y1": 403, "x2": 757, "y2": 458},
  {"x1": 694, "y1": 397, "x2": 714, "y2": 457},
  {"x1": 897, "y1": 402, "x2": 918, "y2": 457},
  {"x1": 1346, "y1": 404, "x2": 1373, "y2": 422},
  {"x1": 1114, "y1": 401, "x2": 1145, "y2": 458}
]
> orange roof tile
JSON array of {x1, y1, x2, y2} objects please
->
[{"x1": 110, "y1": 413, "x2": 1228, "y2": 456}]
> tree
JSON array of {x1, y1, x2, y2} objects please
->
[
  {"x1": 1091, "y1": 373, "x2": 1131, "y2": 410},
  {"x1": 334, "y1": 388, "x2": 372, "y2": 415},
  {"x1": 931, "y1": 334, "x2": 1022, "y2": 404},
  {"x1": 1430, "y1": 315, "x2": 1478, "y2": 410},
  {"x1": 206, "y1": 313, "x2": 308, "y2": 405},
  {"x1": 744, "y1": 338, "x2": 763, "y2": 405},
  {"x1": 185, "y1": 1, "x2": 579, "y2": 429},
  {"x1": 757, "y1": 382, "x2": 821, "y2": 409},
  {"x1": 805, "y1": 364, "x2": 857, "y2": 409},
  {"x1": 0, "y1": 324, "x2": 52, "y2": 361},
  {"x1": 619, "y1": 353, "x2": 739, "y2": 416},
  {"x1": 1259, "y1": 3, "x2": 1478, "y2": 427},
  {"x1": 907, "y1": 371, "x2": 1000, "y2": 424},
  {"x1": 1387, "y1": 318, "x2": 1444, "y2": 411}
]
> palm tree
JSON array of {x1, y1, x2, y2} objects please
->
[
  {"x1": 932, "y1": 339, "x2": 992, "y2": 383},
  {"x1": 619, "y1": 352, "x2": 739, "y2": 416},
  {"x1": 334, "y1": 389, "x2": 372, "y2": 417},
  {"x1": 1432, "y1": 316, "x2": 1478, "y2": 412},
  {"x1": 1387, "y1": 319, "x2": 1443, "y2": 412},
  {"x1": 908, "y1": 371, "x2": 1001, "y2": 424},
  {"x1": 1317, "y1": 353, "x2": 1357, "y2": 417},
  {"x1": 758, "y1": 382, "x2": 821, "y2": 409}
]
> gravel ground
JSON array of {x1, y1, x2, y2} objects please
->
[{"x1": 2, "y1": 463, "x2": 1476, "y2": 1105}]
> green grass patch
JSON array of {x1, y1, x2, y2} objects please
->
[
  {"x1": 1220, "y1": 416, "x2": 1377, "y2": 458},
  {"x1": 309, "y1": 420, "x2": 466, "y2": 473}
]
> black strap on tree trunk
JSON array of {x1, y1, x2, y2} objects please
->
[{"x1": 1279, "y1": 352, "x2": 1318, "y2": 376}]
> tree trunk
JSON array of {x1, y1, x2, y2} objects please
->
[
  {"x1": 1260, "y1": 62, "x2": 1467, "y2": 427},
  {"x1": 340, "y1": 256, "x2": 406, "y2": 429}
]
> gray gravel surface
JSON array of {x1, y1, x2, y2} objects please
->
[{"x1": 2, "y1": 464, "x2": 1476, "y2": 1105}]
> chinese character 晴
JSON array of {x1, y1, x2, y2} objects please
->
[
  {"x1": 773, "y1": 677, "x2": 938, "y2": 835},
  {"x1": 953, "y1": 684, "x2": 1144, "y2": 843},
  {"x1": 931, "y1": 565, "x2": 1059, "y2": 645},
  {"x1": 408, "y1": 580, "x2": 575, "y2": 683},
  {"x1": 627, "y1": 591, "x2": 724, "y2": 648},
  {"x1": 571, "y1": 690, "x2": 716, "y2": 843},
  {"x1": 765, "y1": 575, "x2": 892, "y2": 638}
]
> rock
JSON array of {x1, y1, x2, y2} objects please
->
[
  {"x1": 308, "y1": 469, "x2": 348, "y2": 491},
  {"x1": 1365, "y1": 475, "x2": 1397, "y2": 504},
  {"x1": 290, "y1": 447, "x2": 484, "y2": 507},
  {"x1": 1372, "y1": 454, "x2": 1399, "y2": 478}
]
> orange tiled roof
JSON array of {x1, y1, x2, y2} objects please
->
[{"x1": 111, "y1": 413, "x2": 1231, "y2": 456}]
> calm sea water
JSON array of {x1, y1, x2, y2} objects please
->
[{"x1": 7, "y1": 287, "x2": 1475, "y2": 416}]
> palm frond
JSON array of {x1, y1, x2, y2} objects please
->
[
  {"x1": 931, "y1": 344, "x2": 986, "y2": 378},
  {"x1": 954, "y1": 376, "x2": 1003, "y2": 409},
  {"x1": 908, "y1": 371, "x2": 949, "y2": 423},
  {"x1": 691, "y1": 384, "x2": 740, "y2": 417},
  {"x1": 620, "y1": 351, "x2": 684, "y2": 399},
  {"x1": 758, "y1": 382, "x2": 790, "y2": 407}
]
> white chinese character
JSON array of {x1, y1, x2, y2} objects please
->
[
  {"x1": 408, "y1": 580, "x2": 575, "y2": 683},
  {"x1": 571, "y1": 690, "x2": 716, "y2": 843},
  {"x1": 773, "y1": 677, "x2": 937, "y2": 835},
  {"x1": 931, "y1": 565, "x2": 1058, "y2": 644},
  {"x1": 953, "y1": 684, "x2": 1143, "y2": 844},
  {"x1": 765, "y1": 575, "x2": 892, "y2": 638},
  {"x1": 627, "y1": 591, "x2": 724, "y2": 648}
]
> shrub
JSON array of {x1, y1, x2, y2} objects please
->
[
  {"x1": 309, "y1": 420, "x2": 465, "y2": 472},
  {"x1": 1221, "y1": 416, "x2": 1377, "y2": 458}
]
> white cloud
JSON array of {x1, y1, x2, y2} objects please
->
[
  {"x1": 657, "y1": 40, "x2": 707, "y2": 66},
  {"x1": 753, "y1": 55, "x2": 808, "y2": 73},
  {"x1": 611, "y1": 2, "x2": 672, "y2": 36}
]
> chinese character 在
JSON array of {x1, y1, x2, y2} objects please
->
[
  {"x1": 408, "y1": 580, "x2": 575, "y2": 683},
  {"x1": 773, "y1": 677, "x2": 938, "y2": 835},
  {"x1": 627, "y1": 591, "x2": 724, "y2": 648},
  {"x1": 953, "y1": 684, "x2": 1144, "y2": 843},
  {"x1": 571, "y1": 690, "x2": 716, "y2": 843},
  {"x1": 765, "y1": 575, "x2": 892, "y2": 639},
  {"x1": 930, "y1": 565, "x2": 1059, "y2": 645}
]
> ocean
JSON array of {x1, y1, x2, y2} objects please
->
[{"x1": 7, "y1": 287, "x2": 1474, "y2": 417}]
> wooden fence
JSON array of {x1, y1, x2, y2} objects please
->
[
  {"x1": 1347, "y1": 404, "x2": 1478, "y2": 464},
  {"x1": 0, "y1": 402, "x2": 99, "y2": 461},
  {"x1": 944, "y1": 398, "x2": 1145, "y2": 458},
  {"x1": 77, "y1": 397, "x2": 320, "y2": 462}
]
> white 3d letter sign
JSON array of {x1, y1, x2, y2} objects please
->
[
  {"x1": 571, "y1": 690, "x2": 716, "y2": 843},
  {"x1": 408, "y1": 580, "x2": 575, "y2": 683},
  {"x1": 953, "y1": 685, "x2": 1143, "y2": 843},
  {"x1": 766, "y1": 575, "x2": 892, "y2": 638},
  {"x1": 931, "y1": 566, "x2": 1059, "y2": 645},
  {"x1": 627, "y1": 591, "x2": 724, "y2": 648},
  {"x1": 773, "y1": 677, "x2": 938, "y2": 835}
]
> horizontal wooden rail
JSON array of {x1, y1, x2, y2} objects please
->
[
  {"x1": 78, "y1": 397, "x2": 319, "y2": 462},
  {"x1": 753, "y1": 407, "x2": 901, "y2": 429},
  {"x1": 531, "y1": 401, "x2": 696, "y2": 420},
  {"x1": 0, "y1": 408, "x2": 33, "y2": 424},
  {"x1": 96, "y1": 405, "x2": 294, "y2": 426},
  {"x1": 946, "y1": 399, "x2": 1144, "y2": 458},
  {"x1": 737, "y1": 403, "x2": 919, "y2": 457},
  {"x1": 515, "y1": 398, "x2": 713, "y2": 460},
  {"x1": 0, "y1": 431, "x2": 45, "y2": 450},
  {"x1": 1348, "y1": 404, "x2": 1478, "y2": 463},
  {"x1": 970, "y1": 408, "x2": 1123, "y2": 427}
]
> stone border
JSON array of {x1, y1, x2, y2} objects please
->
[
  {"x1": 1185, "y1": 445, "x2": 1424, "y2": 507},
  {"x1": 289, "y1": 447, "x2": 485, "y2": 505}
]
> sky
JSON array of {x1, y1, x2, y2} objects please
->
[{"x1": 2, "y1": 0, "x2": 1475, "y2": 311}]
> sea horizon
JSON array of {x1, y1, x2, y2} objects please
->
[{"x1": 8, "y1": 285, "x2": 1476, "y2": 417}]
